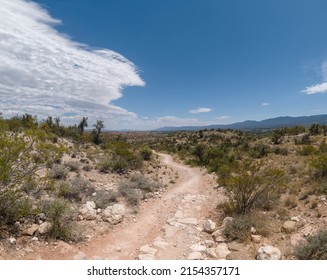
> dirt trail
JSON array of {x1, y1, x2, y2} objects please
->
[{"x1": 24, "y1": 153, "x2": 222, "y2": 260}]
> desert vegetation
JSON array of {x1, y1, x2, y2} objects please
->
[{"x1": 1, "y1": 113, "x2": 327, "y2": 259}]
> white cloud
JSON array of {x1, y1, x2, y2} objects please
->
[
  {"x1": 302, "y1": 82, "x2": 327, "y2": 94},
  {"x1": 0, "y1": 0, "x2": 144, "y2": 129},
  {"x1": 302, "y1": 59, "x2": 327, "y2": 94},
  {"x1": 261, "y1": 102, "x2": 270, "y2": 106},
  {"x1": 215, "y1": 116, "x2": 229, "y2": 120},
  {"x1": 189, "y1": 107, "x2": 212, "y2": 114}
]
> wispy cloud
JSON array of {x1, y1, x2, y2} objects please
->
[
  {"x1": 261, "y1": 102, "x2": 270, "y2": 106},
  {"x1": 189, "y1": 107, "x2": 212, "y2": 114},
  {"x1": 302, "y1": 59, "x2": 327, "y2": 94},
  {"x1": 302, "y1": 82, "x2": 327, "y2": 94},
  {"x1": 0, "y1": 0, "x2": 144, "y2": 128}
]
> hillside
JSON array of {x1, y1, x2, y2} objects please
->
[{"x1": 1, "y1": 115, "x2": 327, "y2": 260}]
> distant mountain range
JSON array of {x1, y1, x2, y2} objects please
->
[{"x1": 155, "y1": 114, "x2": 327, "y2": 132}]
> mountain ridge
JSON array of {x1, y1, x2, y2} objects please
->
[{"x1": 155, "y1": 114, "x2": 327, "y2": 132}]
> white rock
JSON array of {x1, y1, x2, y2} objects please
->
[
  {"x1": 190, "y1": 244, "x2": 206, "y2": 252},
  {"x1": 79, "y1": 203, "x2": 97, "y2": 220},
  {"x1": 38, "y1": 222, "x2": 51, "y2": 235},
  {"x1": 187, "y1": 252, "x2": 203, "y2": 260},
  {"x1": 139, "y1": 245, "x2": 157, "y2": 255},
  {"x1": 282, "y1": 221, "x2": 296, "y2": 233},
  {"x1": 102, "y1": 204, "x2": 126, "y2": 225},
  {"x1": 203, "y1": 219, "x2": 217, "y2": 234},
  {"x1": 257, "y1": 246, "x2": 281, "y2": 260},
  {"x1": 86, "y1": 201, "x2": 96, "y2": 209},
  {"x1": 9, "y1": 237, "x2": 16, "y2": 245},
  {"x1": 216, "y1": 243, "x2": 231, "y2": 259},
  {"x1": 22, "y1": 224, "x2": 38, "y2": 236}
]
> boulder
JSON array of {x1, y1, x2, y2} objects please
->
[
  {"x1": 203, "y1": 219, "x2": 217, "y2": 234},
  {"x1": 22, "y1": 224, "x2": 38, "y2": 236},
  {"x1": 257, "y1": 246, "x2": 281, "y2": 260},
  {"x1": 79, "y1": 201, "x2": 97, "y2": 220},
  {"x1": 215, "y1": 243, "x2": 231, "y2": 259},
  {"x1": 37, "y1": 222, "x2": 51, "y2": 235},
  {"x1": 102, "y1": 204, "x2": 126, "y2": 225},
  {"x1": 282, "y1": 221, "x2": 296, "y2": 233}
]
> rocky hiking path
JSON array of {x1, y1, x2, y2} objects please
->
[{"x1": 24, "y1": 153, "x2": 227, "y2": 260}]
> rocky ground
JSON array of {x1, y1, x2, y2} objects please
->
[{"x1": 1, "y1": 151, "x2": 327, "y2": 260}]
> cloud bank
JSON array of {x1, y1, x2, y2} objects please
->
[{"x1": 0, "y1": 0, "x2": 145, "y2": 128}]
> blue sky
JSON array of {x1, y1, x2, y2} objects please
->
[{"x1": 1, "y1": 0, "x2": 327, "y2": 130}]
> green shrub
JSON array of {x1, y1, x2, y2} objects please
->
[
  {"x1": 49, "y1": 164, "x2": 68, "y2": 179},
  {"x1": 297, "y1": 145, "x2": 317, "y2": 156},
  {"x1": 249, "y1": 143, "x2": 270, "y2": 158},
  {"x1": 41, "y1": 199, "x2": 77, "y2": 241},
  {"x1": 82, "y1": 164, "x2": 92, "y2": 172},
  {"x1": 223, "y1": 215, "x2": 267, "y2": 242},
  {"x1": 294, "y1": 230, "x2": 327, "y2": 259},
  {"x1": 295, "y1": 134, "x2": 311, "y2": 145},
  {"x1": 0, "y1": 190, "x2": 31, "y2": 225},
  {"x1": 310, "y1": 154, "x2": 327, "y2": 180},
  {"x1": 273, "y1": 147, "x2": 288, "y2": 156},
  {"x1": 118, "y1": 184, "x2": 141, "y2": 206},
  {"x1": 118, "y1": 174, "x2": 161, "y2": 206},
  {"x1": 111, "y1": 156, "x2": 129, "y2": 174},
  {"x1": 58, "y1": 177, "x2": 92, "y2": 202},
  {"x1": 64, "y1": 161, "x2": 80, "y2": 172},
  {"x1": 219, "y1": 160, "x2": 285, "y2": 215},
  {"x1": 140, "y1": 146, "x2": 152, "y2": 161},
  {"x1": 284, "y1": 195, "x2": 298, "y2": 209},
  {"x1": 94, "y1": 190, "x2": 119, "y2": 209},
  {"x1": 98, "y1": 159, "x2": 111, "y2": 173}
]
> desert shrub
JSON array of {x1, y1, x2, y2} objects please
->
[
  {"x1": 118, "y1": 174, "x2": 161, "y2": 206},
  {"x1": 297, "y1": 145, "x2": 317, "y2": 156},
  {"x1": 316, "y1": 180, "x2": 327, "y2": 195},
  {"x1": 48, "y1": 164, "x2": 68, "y2": 179},
  {"x1": 294, "y1": 230, "x2": 327, "y2": 259},
  {"x1": 284, "y1": 195, "x2": 298, "y2": 209},
  {"x1": 111, "y1": 156, "x2": 129, "y2": 174},
  {"x1": 249, "y1": 143, "x2": 270, "y2": 158},
  {"x1": 295, "y1": 134, "x2": 311, "y2": 145},
  {"x1": 41, "y1": 199, "x2": 77, "y2": 241},
  {"x1": 21, "y1": 178, "x2": 39, "y2": 195},
  {"x1": 273, "y1": 147, "x2": 288, "y2": 156},
  {"x1": 118, "y1": 184, "x2": 141, "y2": 206},
  {"x1": 98, "y1": 159, "x2": 111, "y2": 173},
  {"x1": 94, "y1": 190, "x2": 119, "y2": 209},
  {"x1": 82, "y1": 164, "x2": 92, "y2": 172},
  {"x1": 0, "y1": 190, "x2": 31, "y2": 225},
  {"x1": 219, "y1": 160, "x2": 285, "y2": 215},
  {"x1": 64, "y1": 161, "x2": 80, "y2": 172},
  {"x1": 271, "y1": 128, "x2": 285, "y2": 145},
  {"x1": 223, "y1": 215, "x2": 267, "y2": 242},
  {"x1": 140, "y1": 146, "x2": 152, "y2": 161},
  {"x1": 58, "y1": 177, "x2": 92, "y2": 202},
  {"x1": 310, "y1": 154, "x2": 327, "y2": 180}
]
